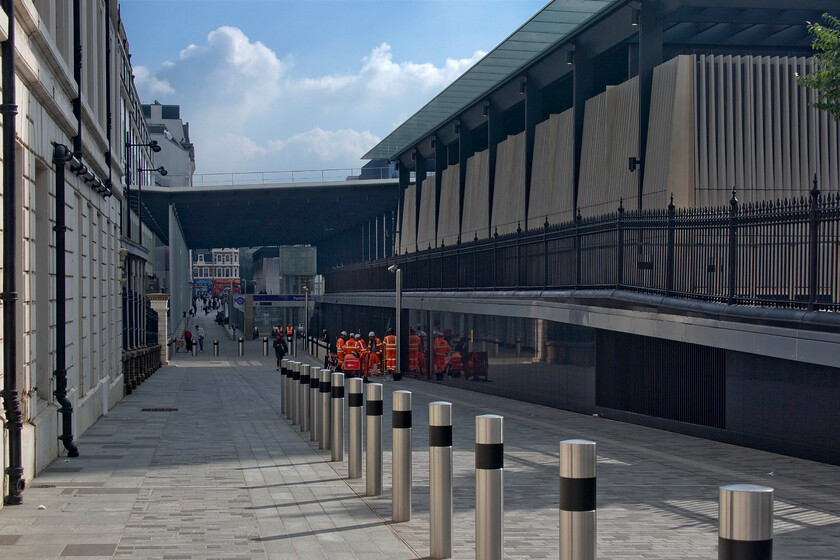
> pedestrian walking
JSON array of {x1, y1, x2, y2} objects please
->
[
  {"x1": 195, "y1": 325, "x2": 205, "y2": 351},
  {"x1": 273, "y1": 332, "x2": 287, "y2": 370},
  {"x1": 184, "y1": 328, "x2": 193, "y2": 354}
]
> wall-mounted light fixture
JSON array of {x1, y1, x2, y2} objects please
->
[
  {"x1": 628, "y1": 156, "x2": 643, "y2": 172},
  {"x1": 519, "y1": 76, "x2": 527, "y2": 95},
  {"x1": 482, "y1": 100, "x2": 490, "y2": 117},
  {"x1": 430, "y1": 137, "x2": 436, "y2": 149},
  {"x1": 125, "y1": 139, "x2": 161, "y2": 153},
  {"x1": 454, "y1": 120, "x2": 460, "y2": 135},
  {"x1": 52, "y1": 142, "x2": 111, "y2": 197},
  {"x1": 566, "y1": 49, "x2": 575, "y2": 65},
  {"x1": 631, "y1": 7, "x2": 641, "y2": 26},
  {"x1": 139, "y1": 166, "x2": 168, "y2": 176}
]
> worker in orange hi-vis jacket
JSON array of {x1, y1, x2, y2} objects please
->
[
  {"x1": 366, "y1": 331, "x2": 382, "y2": 376},
  {"x1": 336, "y1": 331, "x2": 347, "y2": 371},
  {"x1": 408, "y1": 328, "x2": 421, "y2": 374},
  {"x1": 383, "y1": 328, "x2": 397, "y2": 373},
  {"x1": 433, "y1": 332, "x2": 450, "y2": 377}
]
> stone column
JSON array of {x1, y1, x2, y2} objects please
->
[{"x1": 147, "y1": 293, "x2": 171, "y2": 365}]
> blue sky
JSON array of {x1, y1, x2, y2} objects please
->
[{"x1": 119, "y1": 0, "x2": 547, "y2": 176}]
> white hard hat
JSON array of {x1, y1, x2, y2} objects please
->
[
  {"x1": 341, "y1": 331, "x2": 347, "y2": 337},
  {"x1": 368, "y1": 331, "x2": 375, "y2": 337}
]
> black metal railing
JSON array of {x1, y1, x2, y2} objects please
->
[{"x1": 325, "y1": 185, "x2": 840, "y2": 313}]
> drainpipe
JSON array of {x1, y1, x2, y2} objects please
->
[
  {"x1": 1, "y1": 0, "x2": 25, "y2": 505},
  {"x1": 104, "y1": 0, "x2": 112, "y2": 192},
  {"x1": 52, "y1": 145, "x2": 80, "y2": 458},
  {"x1": 72, "y1": 0, "x2": 82, "y2": 156}
]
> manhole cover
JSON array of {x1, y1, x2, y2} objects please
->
[{"x1": 140, "y1": 408, "x2": 178, "y2": 412}]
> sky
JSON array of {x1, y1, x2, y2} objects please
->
[{"x1": 119, "y1": 0, "x2": 547, "y2": 178}]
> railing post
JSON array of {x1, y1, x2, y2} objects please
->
[
  {"x1": 808, "y1": 174, "x2": 820, "y2": 311},
  {"x1": 666, "y1": 194, "x2": 675, "y2": 296},
  {"x1": 616, "y1": 201, "x2": 624, "y2": 289},
  {"x1": 516, "y1": 223, "x2": 522, "y2": 289},
  {"x1": 575, "y1": 209, "x2": 582, "y2": 289},
  {"x1": 728, "y1": 191, "x2": 738, "y2": 305},
  {"x1": 493, "y1": 227, "x2": 499, "y2": 290}
]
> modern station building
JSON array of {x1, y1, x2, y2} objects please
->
[{"x1": 319, "y1": 0, "x2": 840, "y2": 465}]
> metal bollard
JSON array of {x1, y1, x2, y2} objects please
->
[
  {"x1": 347, "y1": 378, "x2": 363, "y2": 478},
  {"x1": 293, "y1": 362, "x2": 302, "y2": 425},
  {"x1": 393, "y1": 390, "x2": 412, "y2": 522},
  {"x1": 476, "y1": 415, "x2": 504, "y2": 560},
  {"x1": 331, "y1": 372, "x2": 345, "y2": 461},
  {"x1": 559, "y1": 439, "x2": 596, "y2": 560},
  {"x1": 263, "y1": 336, "x2": 269, "y2": 356},
  {"x1": 192, "y1": 342, "x2": 197, "y2": 357},
  {"x1": 310, "y1": 367, "x2": 320, "y2": 441},
  {"x1": 281, "y1": 358, "x2": 288, "y2": 416},
  {"x1": 719, "y1": 484, "x2": 773, "y2": 560},
  {"x1": 213, "y1": 340, "x2": 219, "y2": 356},
  {"x1": 429, "y1": 401, "x2": 453, "y2": 559},
  {"x1": 365, "y1": 383, "x2": 383, "y2": 496},
  {"x1": 300, "y1": 364, "x2": 310, "y2": 432},
  {"x1": 319, "y1": 369, "x2": 331, "y2": 449},
  {"x1": 238, "y1": 336, "x2": 244, "y2": 357}
]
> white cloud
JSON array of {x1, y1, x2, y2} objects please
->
[
  {"x1": 132, "y1": 66, "x2": 174, "y2": 97},
  {"x1": 135, "y1": 28, "x2": 482, "y2": 174}
]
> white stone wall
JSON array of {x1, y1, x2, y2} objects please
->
[{"x1": 1, "y1": 0, "x2": 128, "y2": 499}]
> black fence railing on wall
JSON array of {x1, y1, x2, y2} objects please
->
[{"x1": 324, "y1": 185, "x2": 840, "y2": 313}]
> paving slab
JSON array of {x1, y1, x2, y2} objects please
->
[{"x1": 0, "y1": 317, "x2": 838, "y2": 558}]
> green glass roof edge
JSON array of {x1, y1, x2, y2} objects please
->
[{"x1": 363, "y1": 0, "x2": 621, "y2": 161}]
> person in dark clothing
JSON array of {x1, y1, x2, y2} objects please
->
[{"x1": 273, "y1": 332, "x2": 287, "y2": 370}]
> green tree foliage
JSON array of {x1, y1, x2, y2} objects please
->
[{"x1": 798, "y1": 13, "x2": 840, "y2": 121}]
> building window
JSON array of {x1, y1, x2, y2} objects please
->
[
  {"x1": 216, "y1": 267, "x2": 222, "y2": 277},
  {"x1": 225, "y1": 268, "x2": 231, "y2": 277},
  {"x1": 198, "y1": 255, "x2": 204, "y2": 262},
  {"x1": 225, "y1": 255, "x2": 230, "y2": 263},
  {"x1": 193, "y1": 268, "x2": 198, "y2": 277},
  {"x1": 203, "y1": 267, "x2": 209, "y2": 277}
]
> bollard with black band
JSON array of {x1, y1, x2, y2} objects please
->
[
  {"x1": 192, "y1": 341, "x2": 197, "y2": 357},
  {"x1": 347, "y1": 378, "x2": 363, "y2": 478},
  {"x1": 331, "y1": 372, "x2": 345, "y2": 461},
  {"x1": 319, "y1": 369, "x2": 331, "y2": 450},
  {"x1": 293, "y1": 362, "x2": 302, "y2": 425},
  {"x1": 393, "y1": 390, "x2": 412, "y2": 522},
  {"x1": 559, "y1": 439, "x2": 596, "y2": 560},
  {"x1": 213, "y1": 339, "x2": 219, "y2": 356},
  {"x1": 476, "y1": 414, "x2": 503, "y2": 560},
  {"x1": 300, "y1": 363, "x2": 310, "y2": 432},
  {"x1": 365, "y1": 383, "x2": 383, "y2": 496},
  {"x1": 263, "y1": 336, "x2": 268, "y2": 356},
  {"x1": 429, "y1": 401, "x2": 453, "y2": 559},
  {"x1": 310, "y1": 365, "x2": 320, "y2": 442},
  {"x1": 281, "y1": 358, "x2": 288, "y2": 416},
  {"x1": 238, "y1": 336, "x2": 244, "y2": 357},
  {"x1": 719, "y1": 484, "x2": 773, "y2": 560}
]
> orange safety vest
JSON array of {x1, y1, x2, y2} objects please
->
[
  {"x1": 433, "y1": 337, "x2": 450, "y2": 372},
  {"x1": 408, "y1": 334, "x2": 421, "y2": 369},
  {"x1": 383, "y1": 334, "x2": 397, "y2": 371},
  {"x1": 336, "y1": 337, "x2": 346, "y2": 363},
  {"x1": 286, "y1": 325, "x2": 293, "y2": 336},
  {"x1": 344, "y1": 338, "x2": 358, "y2": 357}
]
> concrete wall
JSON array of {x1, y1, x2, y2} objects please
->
[
  {"x1": 528, "y1": 109, "x2": 575, "y2": 229},
  {"x1": 491, "y1": 132, "x2": 526, "y2": 235},
  {"x1": 398, "y1": 183, "x2": 417, "y2": 254},
  {"x1": 437, "y1": 164, "x2": 460, "y2": 246},
  {"x1": 416, "y1": 175, "x2": 437, "y2": 249},
  {"x1": 461, "y1": 149, "x2": 489, "y2": 241}
]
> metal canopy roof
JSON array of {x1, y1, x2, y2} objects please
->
[
  {"x1": 363, "y1": 0, "x2": 618, "y2": 161},
  {"x1": 136, "y1": 180, "x2": 399, "y2": 249},
  {"x1": 364, "y1": 0, "x2": 826, "y2": 163}
]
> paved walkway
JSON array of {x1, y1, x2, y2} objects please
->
[{"x1": 1, "y1": 315, "x2": 839, "y2": 559}]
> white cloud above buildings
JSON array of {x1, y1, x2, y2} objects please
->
[{"x1": 133, "y1": 26, "x2": 485, "y2": 176}]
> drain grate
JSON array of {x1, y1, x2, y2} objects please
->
[
  {"x1": 140, "y1": 408, "x2": 178, "y2": 412},
  {"x1": 29, "y1": 484, "x2": 56, "y2": 488}
]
